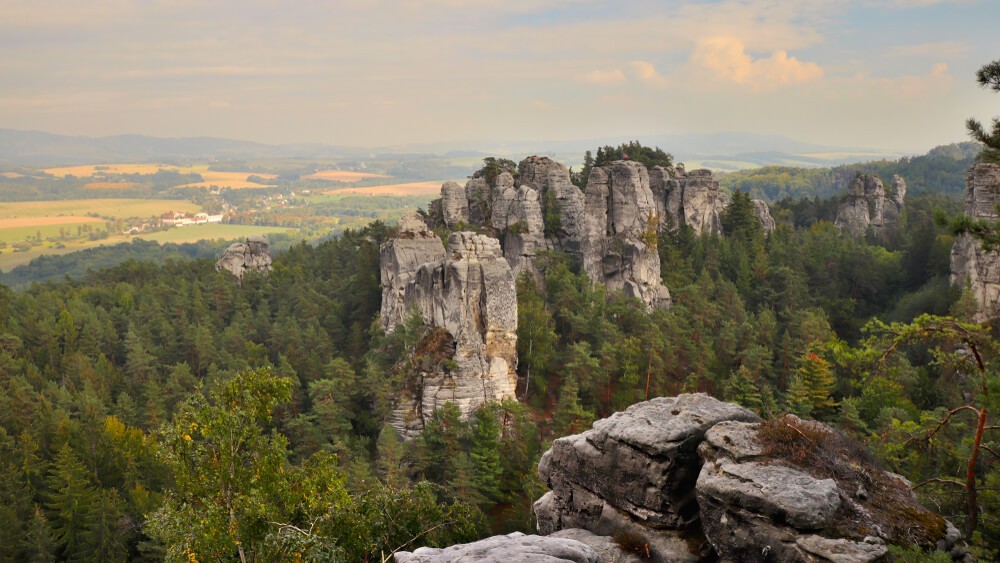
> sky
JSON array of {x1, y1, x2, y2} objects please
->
[{"x1": 1, "y1": 0, "x2": 998, "y2": 153}]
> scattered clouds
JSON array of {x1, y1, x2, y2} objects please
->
[
  {"x1": 844, "y1": 62, "x2": 953, "y2": 98},
  {"x1": 690, "y1": 37, "x2": 824, "y2": 91},
  {"x1": 630, "y1": 61, "x2": 668, "y2": 87}
]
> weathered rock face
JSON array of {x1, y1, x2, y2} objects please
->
[
  {"x1": 659, "y1": 168, "x2": 728, "y2": 236},
  {"x1": 535, "y1": 394, "x2": 759, "y2": 561},
  {"x1": 752, "y1": 198, "x2": 776, "y2": 233},
  {"x1": 581, "y1": 161, "x2": 672, "y2": 308},
  {"x1": 380, "y1": 212, "x2": 448, "y2": 332},
  {"x1": 215, "y1": 236, "x2": 272, "y2": 282},
  {"x1": 834, "y1": 173, "x2": 906, "y2": 238},
  {"x1": 533, "y1": 395, "x2": 963, "y2": 563},
  {"x1": 394, "y1": 532, "x2": 602, "y2": 563},
  {"x1": 380, "y1": 215, "x2": 518, "y2": 437},
  {"x1": 951, "y1": 163, "x2": 1000, "y2": 322}
]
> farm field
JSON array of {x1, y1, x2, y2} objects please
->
[
  {"x1": 0, "y1": 223, "x2": 298, "y2": 271},
  {"x1": 328, "y1": 181, "x2": 445, "y2": 196},
  {"x1": 302, "y1": 170, "x2": 387, "y2": 182},
  {"x1": 43, "y1": 163, "x2": 279, "y2": 189},
  {"x1": 0, "y1": 198, "x2": 200, "y2": 219}
]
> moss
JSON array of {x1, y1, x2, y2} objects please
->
[{"x1": 757, "y1": 415, "x2": 947, "y2": 549}]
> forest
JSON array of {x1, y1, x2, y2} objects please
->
[{"x1": 2, "y1": 152, "x2": 1000, "y2": 560}]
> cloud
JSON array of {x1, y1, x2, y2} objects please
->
[
  {"x1": 844, "y1": 62, "x2": 953, "y2": 98},
  {"x1": 690, "y1": 37, "x2": 823, "y2": 91},
  {"x1": 579, "y1": 69, "x2": 625, "y2": 85},
  {"x1": 630, "y1": 61, "x2": 667, "y2": 87}
]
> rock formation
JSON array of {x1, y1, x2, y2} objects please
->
[
  {"x1": 951, "y1": 163, "x2": 1000, "y2": 322},
  {"x1": 394, "y1": 532, "x2": 602, "y2": 563},
  {"x1": 581, "y1": 161, "x2": 672, "y2": 308},
  {"x1": 531, "y1": 394, "x2": 964, "y2": 563},
  {"x1": 656, "y1": 167, "x2": 729, "y2": 236},
  {"x1": 380, "y1": 212, "x2": 518, "y2": 437},
  {"x1": 752, "y1": 198, "x2": 776, "y2": 234},
  {"x1": 215, "y1": 236, "x2": 272, "y2": 282},
  {"x1": 834, "y1": 173, "x2": 906, "y2": 238}
]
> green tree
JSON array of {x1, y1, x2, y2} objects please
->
[
  {"x1": 45, "y1": 445, "x2": 96, "y2": 562},
  {"x1": 146, "y1": 367, "x2": 296, "y2": 562},
  {"x1": 967, "y1": 59, "x2": 1000, "y2": 163},
  {"x1": 469, "y1": 405, "x2": 503, "y2": 506}
]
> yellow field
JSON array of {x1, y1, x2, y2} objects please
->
[
  {"x1": 44, "y1": 164, "x2": 169, "y2": 176},
  {"x1": 0, "y1": 199, "x2": 201, "y2": 220},
  {"x1": 43, "y1": 163, "x2": 278, "y2": 189},
  {"x1": 331, "y1": 181, "x2": 444, "y2": 196},
  {"x1": 303, "y1": 170, "x2": 388, "y2": 182},
  {"x1": 0, "y1": 172, "x2": 23, "y2": 178},
  {"x1": 0, "y1": 216, "x2": 104, "y2": 228},
  {"x1": 85, "y1": 182, "x2": 141, "y2": 190}
]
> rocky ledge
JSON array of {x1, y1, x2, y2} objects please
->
[{"x1": 404, "y1": 394, "x2": 966, "y2": 562}]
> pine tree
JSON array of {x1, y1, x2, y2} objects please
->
[
  {"x1": 45, "y1": 445, "x2": 96, "y2": 562},
  {"x1": 967, "y1": 59, "x2": 1000, "y2": 163},
  {"x1": 785, "y1": 352, "x2": 838, "y2": 420},
  {"x1": 376, "y1": 423, "x2": 407, "y2": 489},
  {"x1": 469, "y1": 405, "x2": 503, "y2": 506},
  {"x1": 725, "y1": 366, "x2": 762, "y2": 411},
  {"x1": 20, "y1": 505, "x2": 57, "y2": 563},
  {"x1": 554, "y1": 375, "x2": 593, "y2": 435}
]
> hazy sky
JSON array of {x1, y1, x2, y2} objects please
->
[{"x1": 2, "y1": 0, "x2": 998, "y2": 152}]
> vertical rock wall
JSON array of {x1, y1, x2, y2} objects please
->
[
  {"x1": 951, "y1": 163, "x2": 1000, "y2": 322},
  {"x1": 380, "y1": 212, "x2": 518, "y2": 437},
  {"x1": 834, "y1": 173, "x2": 906, "y2": 238}
]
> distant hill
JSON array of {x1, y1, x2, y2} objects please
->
[
  {"x1": 719, "y1": 142, "x2": 983, "y2": 201},
  {"x1": 0, "y1": 129, "x2": 367, "y2": 166}
]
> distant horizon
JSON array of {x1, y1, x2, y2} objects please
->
[
  {"x1": 2, "y1": 1, "x2": 997, "y2": 156},
  {"x1": 0, "y1": 125, "x2": 973, "y2": 160}
]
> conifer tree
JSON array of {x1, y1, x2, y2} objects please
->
[
  {"x1": 45, "y1": 445, "x2": 96, "y2": 561},
  {"x1": 469, "y1": 405, "x2": 503, "y2": 506}
]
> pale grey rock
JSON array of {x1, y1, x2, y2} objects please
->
[
  {"x1": 393, "y1": 532, "x2": 601, "y2": 563},
  {"x1": 834, "y1": 173, "x2": 905, "y2": 238},
  {"x1": 440, "y1": 181, "x2": 469, "y2": 227},
  {"x1": 697, "y1": 420, "x2": 762, "y2": 462},
  {"x1": 380, "y1": 212, "x2": 448, "y2": 333},
  {"x1": 580, "y1": 161, "x2": 671, "y2": 309},
  {"x1": 663, "y1": 169, "x2": 727, "y2": 236},
  {"x1": 518, "y1": 156, "x2": 586, "y2": 253},
  {"x1": 215, "y1": 236, "x2": 272, "y2": 283},
  {"x1": 752, "y1": 199, "x2": 776, "y2": 234},
  {"x1": 951, "y1": 163, "x2": 1000, "y2": 322},
  {"x1": 536, "y1": 394, "x2": 759, "y2": 532},
  {"x1": 385, "y1": 230, "x2": 518, "y2": 437},
  {"x1": 796, "y1": 535, "x2": 887, "y2": 563},
  {"x1": 549, "y1": 529, "x2": 648, "y2": 563},
  {"x1": 499, "y1": 185, "x2": 546, "y2": 280},
  {"x1": 696, "y1": 460, "x2": 841, "y2": 531}
]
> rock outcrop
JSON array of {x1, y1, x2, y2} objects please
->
[
  {"x1": 834, "y1": 173, "x2": 906, "y2": 238},
  {"x1": 951, "y1": 163, "x2": 1000, "y2": 322},
  {"x1": 394, "y1": 532, "x2": 602, "y2": 563},
  {"x1": 428, "y1": 156, "x2": 670, "y2": 308},
  {"x1": 532, "y1": 394, "x2": 964, "y2": 563},
  {"x1": 380, "y1": 213, "x2": 518, "y2": 437},
  {"x1": 753, "y1": 198, "x2": 776, "y2": 234},
  {"x1": 215, "y1": 236, "x2": 272, "y2": 282},
  {"x1": 581, "y1": 161, "x2": 672, "y2": 308},
  {"x1": 658, "y1": 168, "x2": 729, "y2": 236}
]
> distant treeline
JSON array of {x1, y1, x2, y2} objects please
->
[{"x1": 720, "y1": 142, "x2": 982, "y2": 201}]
